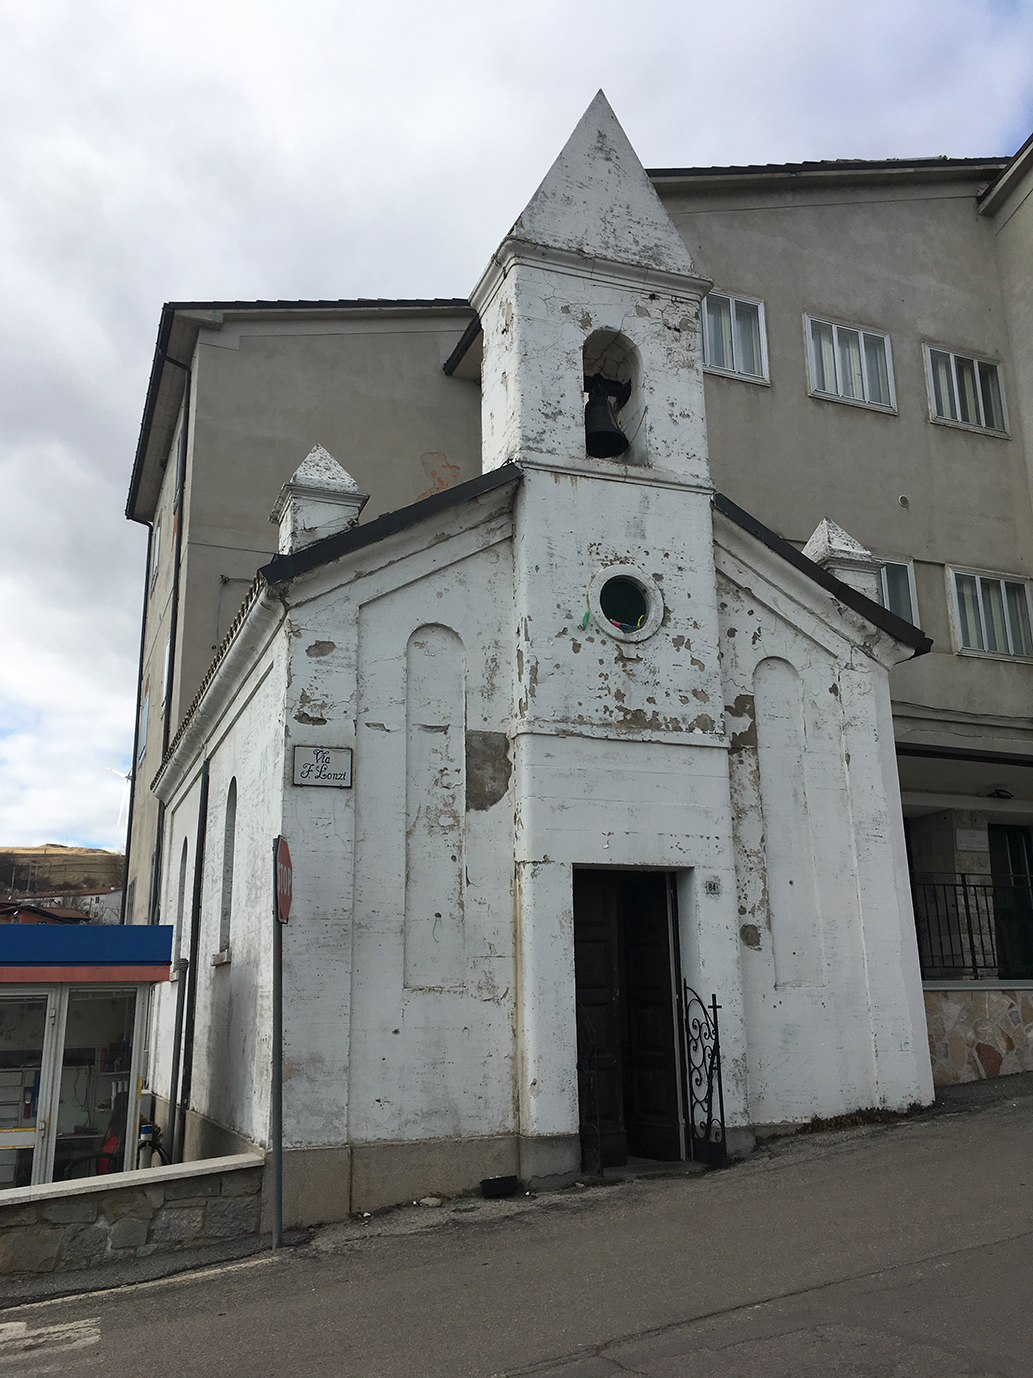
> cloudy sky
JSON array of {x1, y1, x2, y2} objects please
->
[{"x1": 1, "y1": 0, "x2": 1031, "y2": 852}]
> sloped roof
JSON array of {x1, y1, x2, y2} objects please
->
[
  {"x1": 713, "y1": 493, "x2": 931, "y2": 656},
  {"x1": 154, "y1": 464, "x2": 525, "y2": 786},
  {"x1": 157, "y1": 467, "x2": 931, "y2": 792},
  {"x1": 648, "y1": 154, "x2": 1008, "y2": 186},
  {"x1": 259, "y1": 463, "x2": 524, "y2": 585}
]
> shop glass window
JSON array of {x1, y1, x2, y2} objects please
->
[
  {"x1": 0, "y1": 997, "x2": 48, "y2": 1188},
  {"x1": 54, "y1": 990, "x2": 137, "y2": 1181}
]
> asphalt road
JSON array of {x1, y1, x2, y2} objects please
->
[{"x1": 2, "y1": 1089, "x2": 1031, "y2": 1377}]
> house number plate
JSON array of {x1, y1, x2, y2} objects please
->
[{"x1": 293, "y1": 746, "x2": 353, "y2": 788}]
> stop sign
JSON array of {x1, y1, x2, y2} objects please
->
[{"x1": 275, "y1": 836, "x2": 292, "y2": 925}]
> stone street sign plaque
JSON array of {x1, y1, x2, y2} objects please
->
[{"x1": 293, "y1": 746, "x2": 353, "y2": 788}]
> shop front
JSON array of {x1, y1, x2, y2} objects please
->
[{"x1": 0, "y1": 926, "x2": 171, "y2": 1186}]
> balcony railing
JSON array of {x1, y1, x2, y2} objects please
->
[{"x1": 912, "y1": 872, "x2": 1033, "y2": 982}]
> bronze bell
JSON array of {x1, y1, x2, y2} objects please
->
[{"x1": 584, "y1": 374, "x2": 631, "y2": 459}]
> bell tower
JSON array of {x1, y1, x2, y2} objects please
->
[
  {"x1": 473, "y1": 96, "x2": 747, "y2": 1189},
  {"x1": 472, "y1": 90, "x2": 713, "y2": 486}
]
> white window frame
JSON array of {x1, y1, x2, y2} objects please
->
[
  {"x1": 805, "y1": 314, "x2": 896, "y2": 412},
  {"x1": 150, "y1": 517, "x2": 161, "y2": 589},
  {"x1": 701, "y1": 291, "x2": 769, "y2": 383},
  {"x1": 876, "y1": 559, "x2": 919, "y2": 625},
  {"x1": 137, "y1": 688, "x2": 149, "y2": 765},
  {"x1": 924, "y1": 345, "x2": 1008, "y2": 436},
  {"x1": 160, "y1": 637, "x2": 171, "y2": 718},
  {"x1": 948, "y1": 566, "x2": 1033, "y2": 660},
  {"x1": 0, "y1": 987, "x2": 63, "y2": 1187}
]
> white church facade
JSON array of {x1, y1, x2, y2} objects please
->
[{"x1": 147, "y1": 95, "x2": 934, "y2": 1223}]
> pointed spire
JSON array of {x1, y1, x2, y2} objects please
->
[
  {"x1": 270, "y1": 444, "x2": 369, "y2": 554},
  {"x1": 505, "y1": 91, "x2": 695, "y2": 277},
  {"x1": 802, "y1": 518, "x2": 882, "y2": 600},
  {"x1": 280, "y1": 443, "x2": 363, "y2": 499}
]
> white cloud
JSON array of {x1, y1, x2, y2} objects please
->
[{"x1": 0, "y1": 0, "x2": 1030, "y2": 845}]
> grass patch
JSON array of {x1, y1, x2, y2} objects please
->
[{"x1": 798, "y1": 1102, "x2": 927, "y2": 1135}]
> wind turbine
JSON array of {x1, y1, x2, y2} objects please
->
[{"x1": 107, "y1": 767, "x2": 131, "y2": 833}]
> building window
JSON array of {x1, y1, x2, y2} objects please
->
[
  {"x1": 951, "y1": 570, "x2": 1033, "y2": 657},
  {"x1": 218, "y1": 779, "x2": 237, "y2": 955},
  {"x1": 926, "y1": 347, "x2": 1006, "y2": 433},
  {"x1": 877, "y1": 561, "x2": 918, "y2": 624},
  {"x1": 150, "y1": 518, "x2": 161, "y2": 588},
  {"x1": 806, "y1": 316, "x2": 894, "y2": 410},
  {"x1": 160, "y1": 637, "x2": 171, "y2": 718},
  {"x1": 702, "y1": 293, "x2": 767, "y2": 381},
  {"x1": 600, "y1": 577, "x2": 649, "y2": 631},
  {"x1": 137, "y1": 690, "x2": 149, "y2": 765},
  {"x1": 589, "y1": 564, "x2": 665, "y2": 643}
]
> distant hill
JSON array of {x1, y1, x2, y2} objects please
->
[{"x1": 0, "y1": 845, "x2": 124, "y2": 897}]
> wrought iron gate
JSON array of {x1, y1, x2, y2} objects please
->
[
  {"x1": 578, "y1": 986, "x2": 727, "y2": 1173},
  {"x1": 681, "y1": 983, "x2": 727, "y2": 1166}
]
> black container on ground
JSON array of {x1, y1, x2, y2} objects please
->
[{"x1": 480, "y1": 1175, "x2": 520, "y2": 1199}]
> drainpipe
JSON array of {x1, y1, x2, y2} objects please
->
[
  {"x1": 119, "y1": 523, "x2": 153, "y2": 924},
  {"x1": 164, "y1": 953, "x2": 190, "y2": 1163},
  {"x1": 174, "y1": 756, "x2": 209, "y2": 1162},
  {"x1": 146, "y1": 354, "x2": 191, "y2": 925}
]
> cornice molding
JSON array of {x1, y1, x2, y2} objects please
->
[{"x1": 471, "y1": 236, "x2": 712, "y2": 316}]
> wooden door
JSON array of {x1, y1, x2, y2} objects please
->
[
  {"x1": 573, "y1": 870, "x2": 684, "y2": 1168},
  {"x1": 622, "y1": 873, "x2": 684, "y2": 1161},
  {"x1": 573, "y1": 871, "x2": 626, "y2": 1167}
]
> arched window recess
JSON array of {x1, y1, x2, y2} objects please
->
[{"x1": 582, "y1": 330, "x2": 643, "y2": 463}]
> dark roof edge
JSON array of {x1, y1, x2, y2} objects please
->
[
  {"x1": 979, "y1": 128, "x2": 1033, "y2": 215},
  {"x1": 647, "y1": 155, "x2": 1008, "y2": 183},
  {"x1": 259, "y1": 464, "x2": 524, "y2": 585},
  {"x1": 126, "y1": 305, "x2": 179, "y2": 522},
  {"x1": 126, "y1": 298, "x2": 477, "y2": 524},
  {"x1": 896, "y1": 743, "x2": 1033, "y2": 768},
  {"x1": 712, "y1": 492, "x2": 932, "y2": 657},
  {"x1": 159, "y1": 296, "x2": 473, "y2": 313},
  {"x1": 442, "y1": 313, "x2": 482, "y2": 375}
]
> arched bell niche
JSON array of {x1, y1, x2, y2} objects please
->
[{"x1": 582, "y1": 330, "x2": 646, "y2": 466}]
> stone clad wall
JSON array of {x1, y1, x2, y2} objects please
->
[
  {"x1": 0, "y1": 1153, "x2": 264, "y2": 1275},
  {"x1": 925, "y1": 988, "x2": 1033, "y2": 1084}
]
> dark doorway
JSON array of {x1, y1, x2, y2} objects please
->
[
  {"x1": 573, "y1": 870, "x2": 684, "y2": 1168},
  {"x1": 988, "y1": 824, "x2": 1033, "y2": 980}
]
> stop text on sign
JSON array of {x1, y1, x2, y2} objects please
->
[{"x1": 275, "y1": 836, "x2": 292, "y2": 925}]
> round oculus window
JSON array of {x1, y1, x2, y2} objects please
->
[
  {"x1": 599, "y1": 577, "x2": 648, "y2": 632},
  {"x1": 588, "y1": 565, "x2": 664, "y2": 643}
]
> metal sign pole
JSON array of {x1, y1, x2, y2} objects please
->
[{"x1": 271, "y1": 837, "x2": 283, "y2": 1250}]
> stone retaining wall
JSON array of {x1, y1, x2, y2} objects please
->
[
  {"x1": 925, "y1": 988, "x2": 1033, "y2": 1085},
  {"x1": 0, "y1": 1153, "x2": 264, "y2": 1274}
]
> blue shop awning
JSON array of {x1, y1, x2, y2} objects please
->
[{"x1": 0, "y1": 926, "x2": 173, "y2": 983}]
